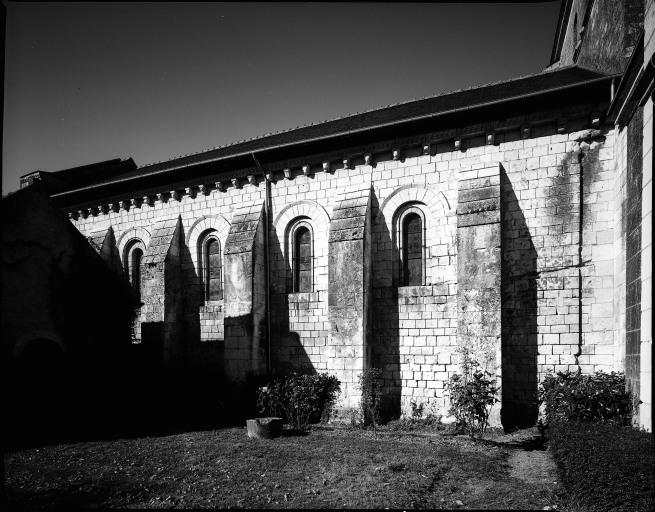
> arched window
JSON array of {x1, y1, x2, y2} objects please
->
[
  {"x1": 200, "y1": 230, "x2": 223, "y2": 301},
  {"x1": 123, "y1": 239, "x2": 145, "y2": 302},
  {"x1": 289, "y1": 220, "x2": 313, "y2": 293},
  {"x1": 396, "y1": 205, "x2": 426, "y2": 286}
]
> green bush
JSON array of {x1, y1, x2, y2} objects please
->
[
  {"x1": 359, "y1": 368, "x2": 383, "y2": 427},
  {"x1": 549, "y1": 419, "x2": 654, "y2": 512},
  {"x1": 256, "y1": 372, "x2": 341, "y2": 431},
  {"x1": 446, "y1": 349, "x2": 498, "y2": 438},
  {"x1": 539, "y1": 369, "x2": 633, "y2": 425}
]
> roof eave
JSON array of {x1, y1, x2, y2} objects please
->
[{"x1": 51, "y1": 73, "x2": 615, "y2": 204}]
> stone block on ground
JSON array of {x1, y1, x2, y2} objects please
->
[{"x1": 246, "y1": 417, "x2": 283, "y2": 439}]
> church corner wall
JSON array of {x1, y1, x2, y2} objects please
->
[
  {"x1": 639, "y1": 95, "x2": 652, "y2": 431},
  {"x1": 638, "y1": 0, "x2": 653, "y2": 429}
]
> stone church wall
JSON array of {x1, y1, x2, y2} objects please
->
[{"x1": 70, "y1": 104, "x2": 619, "y2": 420}]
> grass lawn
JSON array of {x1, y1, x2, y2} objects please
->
[{"x1": 4, "y1": 425, "x2": 559, "y2": 509}]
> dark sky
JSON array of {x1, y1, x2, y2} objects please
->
[{"x1": 2, "y1": 1, "x2": 561, "y2": 194}]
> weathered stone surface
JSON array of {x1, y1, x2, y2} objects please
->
[
  {"x1": 457, "y1": 164, "x2": 502, "y2": 426},
  {"x1": 328, "y1": 188, "x2": 371, "y2": 410},
  {"x1": 61, "y1": 79, "x2": 646, "y2": 429},
  {"x1": 223, "y1": 203, "x2": 267, "y2": 382}
]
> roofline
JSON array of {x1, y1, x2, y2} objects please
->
[
  {"x1": 52, "y1": 73, "x2": 615, "y2": 200},
  {"x1": 550, "y1": 0, "x2": 573, "y2": 65}
]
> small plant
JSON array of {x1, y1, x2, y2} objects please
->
[
  {"x1": 256, "y1": 372, "x2": 341, "y2": 431},
  {"x1": 410, "y1": 400, "x2": 424, "y2": 420},
  {"x1": 359, "y1": 368, "x2": 383, "y2": 428},
  {"x1": 446, "y1": 348, "x2": 498, "y2": 438},
  {"x1": 538, "y1": 369, "x2": 633, "y2": 425},
  {"x1": 386, "y1": 414, "x2": 443, "y2": 432}
]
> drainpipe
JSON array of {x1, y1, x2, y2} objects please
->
[
  {"x1": 575, "y1": 143, "x2": 585, "y2": 366},
  {"x1": 252, "y1": 152, "x2": 272, "y2": 376},
  {"x1": 573, "y1": 129, "x2": 605, "y2": 365}
]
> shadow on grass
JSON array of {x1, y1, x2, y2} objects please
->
[
  {"x1": 474, "y1": 436, "x2": 547, "y2": 451},
  {"x1": 4, "y1": 364, "x2": 261, "y2": 453},
  {"x1": 280, "y1": 429, "x2": 310, "y2": 437}
]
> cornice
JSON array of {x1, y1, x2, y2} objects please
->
[{"x1": 60, "y1": 102, "x2": 609, "y2": 218}]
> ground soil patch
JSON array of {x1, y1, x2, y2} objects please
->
[{"x1": 5, "y1": 425, "x2": 561, "y2": 509}]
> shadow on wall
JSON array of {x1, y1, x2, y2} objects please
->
[
  {"x1": 501, "y1": 164, "x2": 538, "y2": 430},
  {"x1": 268, "y1": 224, "x2": 315, "y2": 376},
  {"x1": 370, "y1": 191, "x2": 402, "y2": 420}
]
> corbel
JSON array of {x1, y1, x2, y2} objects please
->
[
  {"x1": 454, "y1": 139, "x2": 462, "y2": 151},
  {"x1": 322, "y1": 161, "x2": 330, "y2": 173},
  {"x1": 215, "y1": 181, "x2": 226, "y2": 192},
  {"x1": 302, "y1": 164, "x2": 311, "y2": 176},
  {"x1": 392, "y1": 149, "x2": 400, "y2": 161},
  {"x1": 109, "y1": 203, "x2": 119, "y2": 213},
  {"x1": 142, "y1": 195, "x2": 153, "y2": 206},
  {"x1": 557, "y1": 118, "x2": 567, "y2": 134},
  {"x1": 364, "y1": 153, "x2": 373, "y2": 166},
  {"x1": 423, "y1": 144, "x2": 431, "y2": 156},
  {"x1": 170, "y1": 190, "x2": 180, "y2": 201},
  {"x1": 119, "y1": 200, "x2": 129, "y2": 211},
  {"x1": 591, "y1": 113, "x2": 600, "y2": 127},
  {"x1": 283, "y1": 168, "x2": 292, "y2": 180},
  {"x1": 342, "y1": 158, "x2": 350, "y2": 170},
  {"x1": 247, "y1": 174, "x2": 257, "y2": 186},
  {"x1": 486, "y1": 133, "x2": 495, "y2": 145},
  {"x1": 184, "y1": 186, "x2": 196, "y2": 199},
  {"x1": 231, "y1": 177, "x2": 241, "y2": 189},
  {"x1": 521, "y1": 126, "x2": 531, "y2": 139}
]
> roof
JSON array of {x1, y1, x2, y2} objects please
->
[
  {"x1": 134, "y1": 65, "x2": 607, "y2": 174},
  {"x1": 49, "y1": 64, "x2": 613, "y2": 202},
  {"x1": 550, "y1": 0, "x2": 574, "y2": 66}
]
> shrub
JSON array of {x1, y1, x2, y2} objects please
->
[
  {"x1": 549, "y1": 419, "x2": 654, "y2": 512},
  {"x1": 446, "y1": 349, "x2": 498, "y2": 438},
  {"x1": 256, "y1": 372, "x2": 341, "y2": 431},
  {"x1": 538, "y1": 369, "x2": 633, "y2": 425},
  {"x1": 359, "y1": 368, "x2": 383, "y2": 427}
]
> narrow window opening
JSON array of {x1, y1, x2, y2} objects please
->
[
  {"x1": 124, "y1": 240, "x2": 145, "y2": 303},
  {"x1": 129, "y1": 247, "x2": 143, "y2": 302},
  {"x1": 402, "y1": 212, "x2": 423, "y2": 286},
  {"x1": 293, "y1": 225, "x2": 312, "y2": 293},
  {"x1": 204, "y1": 237, "x2": 223, "y2": 301}
]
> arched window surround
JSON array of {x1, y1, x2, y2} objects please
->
[
  {"x1": 286, "y1": 218, "x2": 314, "y2": 293},
  {"x1": 394, "y1": 203, "x2": 427, "y2": 287},
  {"x1": 122, "y1": 238, "x2": 146, "y2": 301},
  {"x1": 198, "y1": 229, "x2": 223, "y2": 302}
]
